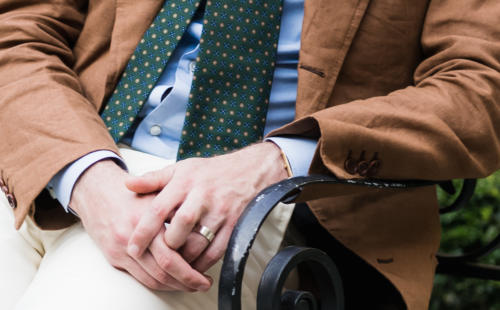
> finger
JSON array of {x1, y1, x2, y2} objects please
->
[
  {"x1": 128, "y1": 182, "x2": 185, "y2": 257},
  {"x1": 179, "y1": 232, "x2": 211, "y2": 263},
  {"x1": 125, "y1": 166, "x2": 175, "y2": 194},
  {"x1": 174, "y1": 204, "x2": 226, "y2": 263},
  {"x1": 149, "y1": 231, "x2": 212, "y2": 291},
  {"x1": 164, "y1": 190, "x2": 207, "y2": 250},
  {"x1": 192, "y1": 224, "x2": 232, "y2": 273},
  {"x1": 121, "y1": 256, "x2": 173, "y2": 291},
  {"x1": 135, "y1": 250, "x2": 194, "y2": 292}
]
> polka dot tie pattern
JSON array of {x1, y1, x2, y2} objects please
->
[
  {"x1": 177, "y1": 0, "x2": 283, "y2": 160},
  {"x1": 101, "y1": 0, "x2": 201, "y2": 142}
]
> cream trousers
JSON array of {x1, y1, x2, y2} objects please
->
[{"x1": 0, "y1": 148, "x2": 294, "y2": 310}]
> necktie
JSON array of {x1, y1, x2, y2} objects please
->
[
  {"x1": 101, "y1": 0, "x2": 201, "y2": 141},
  {"x1": 177, "y1": 0, "x2": 283, "y2": 159},
  {"x1": 102, "y1": 0, "x2": 283, "y2": 160}
]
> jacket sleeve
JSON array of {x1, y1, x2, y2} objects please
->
[
  {"x1": 269, "y1": 0, "x2": 500, "y2": 182},
  {"x1": 0, "y1": 1, "x2": 118, "y2": 228}
]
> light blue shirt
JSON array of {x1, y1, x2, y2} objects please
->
[{"x1": 49, "y1": 0, "x2": 317, "y2": 209}]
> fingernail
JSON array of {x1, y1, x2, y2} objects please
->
[
  {"x1": 198, "y1": 278, "x2": 212, "y2": 291},
  {"x1": 205, "y1": 275, "x2": 214, "y2": 285},
  {"x1": 128, "y1": 244, "x2": 139, "y2": 257},
  {"x1": 199, "y1": 283, "x2": 211, "y2": 291}
]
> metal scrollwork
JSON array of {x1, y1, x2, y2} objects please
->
[{"x1": 257, "y1": 246, "x2": 344, "y2": 310}]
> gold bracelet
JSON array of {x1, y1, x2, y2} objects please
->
[{"x1": 280, "y1": 149, "x2": 293, "y2": 178}]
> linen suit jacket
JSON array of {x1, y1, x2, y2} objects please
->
[{"x1": 1, "y1": 0, "x2": 499, "y2": 309}]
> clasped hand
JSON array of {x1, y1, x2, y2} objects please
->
[{"x1": 70, "y1": 142, "x2": 287, "y2": 292}]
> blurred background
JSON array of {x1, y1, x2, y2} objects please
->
[{"x1": 430, "y1": 171, "x2": 500, "y2": 309}]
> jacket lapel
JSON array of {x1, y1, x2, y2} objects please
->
[
  {"x1": 108, "y1": 0, "x2": 164, "y2": 89},
  {"x1": 297, "y1": 0, "x2": 371, "y2": 117}
]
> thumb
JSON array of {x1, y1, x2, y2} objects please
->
[{"x1": 125, "y1": 166, "x2": 175, "y2": 194}]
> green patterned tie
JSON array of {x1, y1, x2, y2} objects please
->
[
  {"x1": 101, "y1": 0, "x2": 201, "y2": 141},
  {"x1": 102, "y1": 0, "x2": 283, "y2": 159},
  {"x1": 177, "y1": 0, "x2": 283, "y2": 159}
]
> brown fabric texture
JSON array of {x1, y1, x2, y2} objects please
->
[{"x1": 1, "y1": 0, "x2": 499, "y2": 309}]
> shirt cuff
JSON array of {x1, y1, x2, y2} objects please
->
[
  {"x1": 47, "y1": 150, "x2": 126, "y2": 211},
  {"x1": 266, "y1": 136, "x2": 318, "y2": 177}
]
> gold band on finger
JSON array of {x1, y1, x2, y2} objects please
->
[{"x1": 194, "y1": 225, "x2": 216, "y2": 242}]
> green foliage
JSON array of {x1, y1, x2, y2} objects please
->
[{"x1": 430, "y1": 171, "x2": 500, "y2": 310}]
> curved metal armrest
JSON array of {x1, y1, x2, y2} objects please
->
[
  {"x1": 218, "y1": 175, "x2": 435, "y2": 310},
  {"x1": 257, "y1": 246, "x2": 345, "y2": 310}
]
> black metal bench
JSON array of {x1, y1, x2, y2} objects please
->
[{"x1": 217, "y1": 176, "x2": 500, "y2": 310}]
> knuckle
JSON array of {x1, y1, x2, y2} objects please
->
[
  {"x1": 133, "y1": 227, "x2": 149, "y2": 241},
  {"x1": 215, "y1": 202, "x2": 231, "y2": 216},
  {"x1": 200, "y1": 182, "x2": 215, "y2": 193},
  {"x1": 178, "y1": 158, "x2": 202, "y2": 174},
  {"x1": 158, "y1": 255, "x2": 172, "y2": 270},
  {"x1": 111, "y1": 227, "x2": 129, "y2": 246},
  {"x1": 151, "y1": 201, "x2": 167, "y2": 217},
  {"x1": 178, "y1": 211, "x2": 196, "y2": 226}
]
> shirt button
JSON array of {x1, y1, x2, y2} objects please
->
[
  {"x1": 189, "y1": 61, "x2": 196, "y2": 72},
  {"x1": 149, "y1": 125, "x2": 162, "y2": 136}
]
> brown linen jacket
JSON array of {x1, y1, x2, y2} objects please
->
[{"x1": 1, "y1": 0, "x2": 499, "y2": 309}]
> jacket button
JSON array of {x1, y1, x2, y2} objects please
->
[
  {"x1": 357, "y1": 160, "x2": 370, "y2": 176},
  {"x1": 366, "y1": 160, "x2": 381, "y2": 177},
  {"x1": 344, "y1": 158, "x2": 358, "y2": 174},
  {"x1": 6, "y1": 194, "x2": 16, "y2": 208}
]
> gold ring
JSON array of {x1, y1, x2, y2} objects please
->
[{"x1": 194, "y1": 225, "x2": 216, "y2": 242}]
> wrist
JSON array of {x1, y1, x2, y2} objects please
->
[
  {"x1": 246, "y1": 142, "x2": 289, "y2": 182},
  {"x1": 70, "y1": 160, "x2": 126, "y2": 216},
  {"x1": 262, "y1": 141, "x2": 292, "y2": 179}
]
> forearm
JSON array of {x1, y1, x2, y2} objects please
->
[{"x1": 0, "y1": 0, "x2": 118, "y2": 227}]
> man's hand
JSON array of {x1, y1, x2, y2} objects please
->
[
  {"x1": 126, "y1": 142, "x2": 288, "y2": 273},
  {"x1": 70, "y1": 160, "x2": 212, "y2": 291}
]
